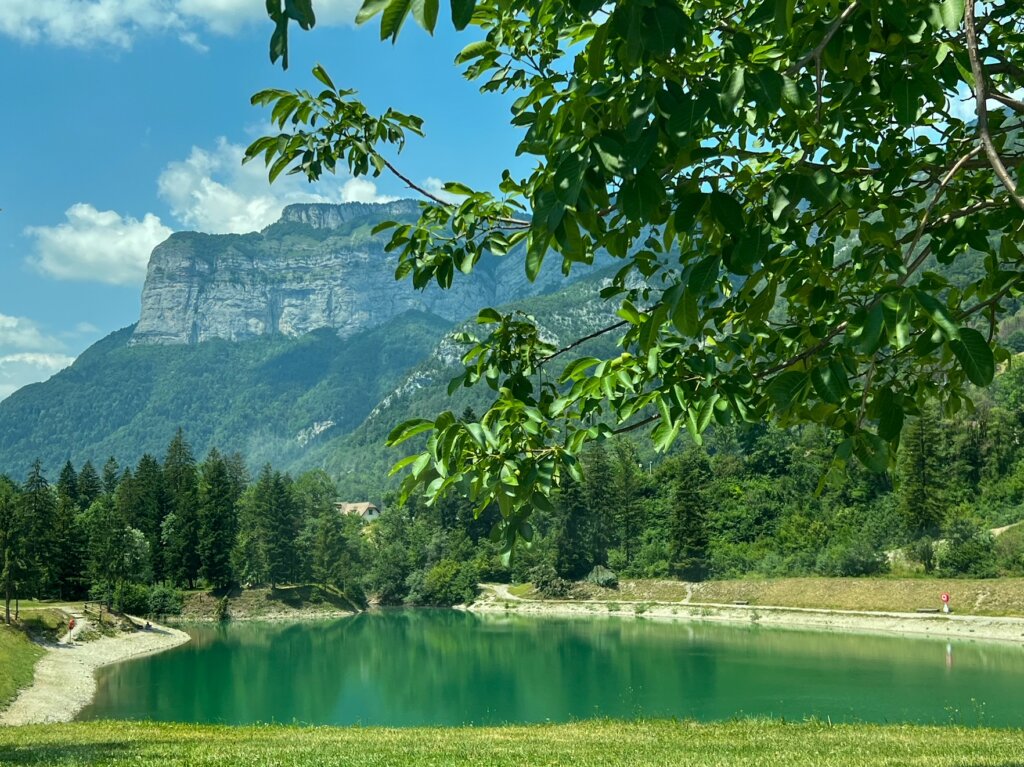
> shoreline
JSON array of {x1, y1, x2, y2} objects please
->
[
  {"x1": 0, "y1": 619, "x2": 190, "y2": 727},
  {"x1": 467, "y1": 591, "x2": 1024, "y2": 644}
]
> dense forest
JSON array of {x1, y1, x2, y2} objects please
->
[{"x1": 3, "y1": 358, "x2": 1024, "y2": 621}]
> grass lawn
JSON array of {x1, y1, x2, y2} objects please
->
[
  {"x1": 569, "y1": 577, "x2": 1024, "y2": 616},
  {"x1": 0, "y1": 720, "x2": 1022, "y2": 766},
  {"x1": 0, "y1": 624, "x2": 44, "y2": 711}
]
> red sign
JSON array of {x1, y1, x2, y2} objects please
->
[{"x1": 941, "y1": 592, "x2": 950, "y2": 603}]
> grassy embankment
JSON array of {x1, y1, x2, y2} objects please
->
[
  {"x1": 552, "y1": 577, "x2": 1024, "y2": 616},
  {"x1": 1, "y1": 720, "x2": 1022, "y2": 766},
  {"x1": 0, "y1": 625, "x2": 45, "y2": 711},
  {"x1": 179, "y1": 584, "x2": 359, "y2": 621}
]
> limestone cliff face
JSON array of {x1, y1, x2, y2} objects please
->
[{"x1": 131, "y1": 200, "x2": 582, "y2": 346}]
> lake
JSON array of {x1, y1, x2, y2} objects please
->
[{"x1": 79, "y1": 610, "x2": 1024, "y2": 727}]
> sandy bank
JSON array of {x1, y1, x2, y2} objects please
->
[
  {"x1": 469, "y1": 590, "x2": 1024, "y2": 644},
  {"x1": 0, "y1": 619, "x2": 190, "y2": 727}
]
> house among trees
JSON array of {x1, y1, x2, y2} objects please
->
[{"x1": 334, "y1": 501, "x2": 380, "y2": 522}]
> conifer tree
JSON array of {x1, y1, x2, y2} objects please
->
[
  {"x1": 266, "y1": 471, "x2": 299, "y2": 588},
  {"x1": 667, "y1": 448, "x2": 712, "y2": 582},
  {"x1": 132, "y1": 454, "x2": 166, "y2": 572},
  {"x1": 76, "y1": 461, "x2": 102, "y2": 511},
  {"x1": 162, "y1": 429, "x2": 200, "y2": 588},
  {"x1": 56, "y1": 461, "x2": 79, "y2": 508},
  {"x1": 101, "y1": 457, "x2": 120, "y2": 498},
  {"x1": 0, "y1": 476, "x2": 27, "y2": 624},
  {"x1": 897, "y1": 410, "x2": 947, "y2": 539},
  {"x1": 198, "y1": 449, "x2": 237, "y2": 590},
  {"x1": 232, "y1": 482, "x2": 269, "y2": 587},
  {"x1": 20, "y1": 461, "x2": 57, "y2": 597},
  {"x1": 53, "y1": 481, "x2": 82, "y2": 599},
  {"x1": 311, "y1": 509, "x2": 347, "y2": 591}
]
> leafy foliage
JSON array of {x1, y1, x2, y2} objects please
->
[{"x1": 253, "y1": 0, "x2": 1024, "y2": 551}]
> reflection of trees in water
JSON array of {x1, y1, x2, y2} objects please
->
[{"x1": 84, "y1": 613, "x2": 1024, "y2": 726}]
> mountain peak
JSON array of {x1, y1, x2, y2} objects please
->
[{"x1": 278, "y1": 200, "x2": 421, "y2": 230}]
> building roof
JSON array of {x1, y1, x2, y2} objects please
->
[{"x1": 335, "y1": 501, "x2": 379, "y2": 518}]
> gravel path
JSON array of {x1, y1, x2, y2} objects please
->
[{"x1": 0, "y1": 619, "x2": 190, "y2": 727}]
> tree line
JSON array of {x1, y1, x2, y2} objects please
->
[{"x1": 5, "y1": 361, "x2": 1024, "y2": 623}]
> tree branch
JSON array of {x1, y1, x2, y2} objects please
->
[
  {"x1": 785, "y1": 2, "x2": 861, "y2": 76},
  {"x1": 964, "y1": 1, "x2": 1024, "y2": 212},
  {"x1": 539, "y1": 320, "x2": 630, "y2": 366}
]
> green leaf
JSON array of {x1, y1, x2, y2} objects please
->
[
  {"x1": 766, "y1": 370, "x2": 807, "y2": 409},
  {"x1": 451, "y1": 0, "x2": 475, "y2": 29},
  {"x1": 311, "y1": 63, "x2": 335, "y2": 90},
  {"x1": 810, "y1": 365, "x2": 847, "y2": 404},
  {"x1": 914, "y1": 290, "x2": 960, "y2": 340},
  {"x1": 411, "y1": 0, "x2": 439, "y2": 33},
  {"x1": 386, "y1": 418, "x2": 435, "y2": 446},
  {"x1": 774, "y1": 0, "x2": 795, "y2": 34},
  {"x1": 380, "y1": 0, "x2": 412, "y2": 41},
  {"x1": 854, "y1": 432, "x2": 890, "y2": 473},
  {"x1": 709, "y1": 192, "x2": 744, "y2": 231},
  {"x1": 355, "y1": 0, "x2": 389, "y2": 24},
  {"x1": 620, "y1": 169, "x2": 664, "y2": 220},
  {"x1": 854, "y1": 303, "x2": 885, "y2": 354},
  {"x1": 940, "y1": 0, "x2": 965, "y2": 31},
  {"x1": 950, "y1": 327, "x2": 995, "y2": 385},
  {"x1": 729, "y1": 227, "x2": 768, "y2": 275},
  {"x1": 672, "y1": 289, "x2": 700, "y2": 336},
  {"x1": 874, "y1": 388, "x2": 905, "y2": 441},
  {"x1": 687, "y1": 254, "x2": 721, "y2": 295}
]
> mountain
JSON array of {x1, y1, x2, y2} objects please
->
[
  {"x1": 0, "y1": 201, "x2": 613, "y2": 492},
  {"x1": 131, "y1": 200, "x2": 575, "y2": 346}
]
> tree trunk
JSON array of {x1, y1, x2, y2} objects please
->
[{"x1": 4, "y1": 582, "x2": 9, "y2": 626}]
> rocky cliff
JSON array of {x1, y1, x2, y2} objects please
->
[{"x1": 131, "y1": 200, "x2": 577, "y2": 346}]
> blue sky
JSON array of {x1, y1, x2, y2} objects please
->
[{"x1": 0, "y1": 1, "x2": 523, "y2": 398}]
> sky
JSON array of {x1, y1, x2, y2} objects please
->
[{"x1": 0, "y1": 0, "x2": 524, "y2": 399}]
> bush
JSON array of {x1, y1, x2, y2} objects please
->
[
  {"x1": 528, "y1": 564, "x2": 571, "y2": 598},
  {"x1": 907, "y1": 537, "x2": 936, "y2": 574},
  {"x1": 939, "y1": 514, "x2": 998, "y2": 578},
  {"x1": 113, "y1": 583, "x2": 150, "y2": 615},
  {"x1": 147, "y1": 584, "x2": 183, "y2": 616},
  {"x1": 585, "y1": 565, "x2": 618, "y2": 589},
  {"x1": 408, "y1": 559, "x2": 479, "y2": 606},
  {"x1": 815, "y1": 541, "x2": 889, "y2": 577},
  {"x1": 995, "y1": 525, "x2": 1024, "y2": 575}
]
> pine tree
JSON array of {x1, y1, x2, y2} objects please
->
[
  {"x1": 0, "y1": 477, "x2": 28, "y2": 624},
  {"x1": 612, "y1": 442, "x2": 647, "y2": 567},
  {"x1": 53, "y1": 483, "x2": 82, "y2": 600},
  {"x1": 266, "y1": 471, "x2": 299, "y2": 588},
  {"x1": 84, "y1": 495, "x2": 130, "y2": 605},
  {"x1": 553, "y1": 473, "x2": 599, "y2": 579},
  {"x1": 311, "y1": 509, "x2": 347, "y2": 590},
  {"x1": 667, "y1": 448, "x2": 712, "y2": 581},
  {"x1": 162, "y1": 429, "x2": 200, "y2": 588},
  {"x1": 132, "y1": 454, "x2": 165, "y2": 573},
  {"x1": 101, "y1": 457, "x2": 120, "y2": 498},
  {"x1": 232, "y1": 483, "x2": 269, "y2": 587},
  {"x1": 897, "y1": 410, "x2": 946, "y2": 539},
  {"x1": 56, "y1": 461, "x2": 79, "y2": 509},
  {"x1": 20, "y1": 461, "x2": 58, "y2": 597},
  {"x1": 76, "y1": 461, "x2": 102, "y2": 511},
  {"x1": 198, "y1": 449, "x2": 237, "y2": 590}
]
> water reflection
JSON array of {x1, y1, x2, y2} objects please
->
[{"x1": 79, "y1": 610, "x2": 1024, "y2": 727}]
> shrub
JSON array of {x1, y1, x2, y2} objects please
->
[
  {"x1": 995, "y1": 525, "x2": 1024, "y2": 575},
  {"x1": 409, "y1": 559, "x2": 479, "y2": 607},
  {"x1": 939, "y1": 514, "x2": 998, "y2": 578},
  {"x1": 529, "y1": 564, "x2": 571, "y2": 598},
  {"x1": 147, "y1": 584, "x2": 184, "y2": 616},
  {"x1": 815, "y1": 541, "x2": 889, "y2": 577},
  {"x1": 585, "y1": 565, "x2": 618, "y2": 589},
  {"x1": 113, "y1": 583, "x2": 150, "y2": 616}
]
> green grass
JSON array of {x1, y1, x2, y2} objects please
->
[
  {"x1": 0, "y1": 624, "x2": 44, "y2": 711},
  {"x1": 0, "y1": 720, "x2": 1022, "y2": 766},
  {"x1": 570, "y1": 577, "x2": 1024, "y2": 616}
]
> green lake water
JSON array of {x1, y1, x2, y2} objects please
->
[{"x1": 79, "y1": 610, "x2": 1024, "y2": 727}]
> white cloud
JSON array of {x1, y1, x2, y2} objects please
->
[
  {"x1": 0, "y1": 313, "x2": 61, "y2": 351},
  {"x1": 341, "y1": 177, "x2": 397, "y2": 204},
  {"x1": 422, "y1": 177, "x2": 459, "y2": 204},
  {"x1": 157, "y1": 138, "x2": 347, "y2": 233},
  {"x1": 25, "y1": 137, "x2": 399, "y2": 285},
  {"x1": 25, "y1": 204, "x2": 172, "y2": 286},
  {"x1": 0, "y1": 0, "x2": 360, "y2": 49},
  {"x1": 0, "y1": 353, "x2": 75, "y2": 400},
  {"x1": 0, "y1": 314, "x2": 75, "y2": 401}
]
